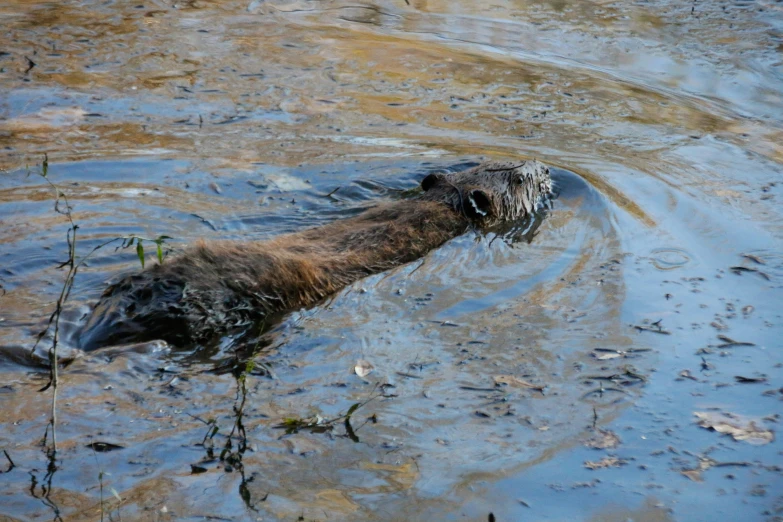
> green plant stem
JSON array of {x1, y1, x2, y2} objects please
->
[{"x1": 33, "y1": 155, "x2": 170, "y2": 457}]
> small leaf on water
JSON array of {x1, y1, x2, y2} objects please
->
[
  {"x1": 111, "y1": 487, "x2": 122, "y2": 501},
  {"x1": 345, "y1": 402, "x2": 361, "y2": 419},
  {"x1": 679, "y1": 369, "x2": 699, "y2": 381},
  {"x1": 85, "y1": 442, "x2": 125, "y2": 452},
  {"x1": 355, "y1": 359, "x2": 374, "y2": 378},
  {"x1": 493, "y1": 374, "x2": 545, "y2": 392},
  {"x1": 735, "y1": 375, "x2": 767, "y2": 383},
  {"x1": 136, "y1": 241, "x2": 145, "y2": 268},
  {"x1": 681, "y1": 469, "x2": 704, "y2": 482},
  {"x1": 741, "y1": 253, "x2": 765, "y2": 265}
]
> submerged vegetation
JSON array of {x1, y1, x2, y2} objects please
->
[
  {"x1": 31, "y1": 155, "x2": 171, "y2": 452},
  {"x1": 22, "y1": 157, "x2": 173, "y2": 521}
]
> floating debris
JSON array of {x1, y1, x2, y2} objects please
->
[
  {"x1": 408, "y1": 359, "x2": 440, "y2": 371},
  {"x1": 85, "y1": 442, "x2": 125, "y2": 452},
  {"x1": 710, "y1": 319, "x2": 729, "y2": 331},
  {"x1": 428, "y1": 320, "x2": 460, "y2": 327},
  {"x1": 460, "y1": 385, "x2": 498, "y2": 392},
  {"x1": 584, "y1": 456, "x2": 628, "y2": 470},
  {"x1": 634, "y1": 324, "x2": 671, "y2": 335},
  {"x1": 354, "y1": 359, "x2": 374, "y2": 378},
  {"x1": 275, "y1": 398, "x2": 376, "y2": 442},
  {"x1": 247, "y1": 180, "x2": 268, "y2": 189},
  {"x1": 493, "y1": 374, "x2": 545, "y2": 392},
  {"x1": 694, "y1": 412, "x2": 774, "y2": 445},
  {"x1": 741, "y1": 253, "x2": 766, "y2": 265},
  {"x1": 584, "y1": 429, "x2": 621, "y2": 450},
  {"x1": 679, "y1": 369, "x2": 699, "y2": 382},
  {"x1": 734, "y1": 375, "x2": 767, "y2": 384},
  {"x1": 681, "y1": 469, "x2": 704, "y2": 482},
  {"x1": 584, "y1": 367, "x2": 647, "y2": 385},
  {"x1": 680, "y1": 455, "x2": 753, "y2": 482},
  {"x1": 572, "y1": 479, "x2": 601, "y2": 489},
  {"x1": 323, "y1": 186, "x2": 341, "y2": 199},
  {"x1": 716, "y1": 335, "x2": 756, "y2": 348},
  {"x1": 593, "y1": 347, "x2": 651, "y2": 360},
  {"x1": 582, "y1": 386, "x2": 628, "y2": 399},
  {"x1": 730, "y1": 266, "x2": 770, "y2": 280}
]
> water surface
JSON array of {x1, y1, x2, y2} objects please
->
[{"x1": 1, "y1": 1, "x2": 782, "y2": 520}]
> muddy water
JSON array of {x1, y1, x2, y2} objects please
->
[{"x1": 1, "y1": 1, "x2": 782, "y2": 520}]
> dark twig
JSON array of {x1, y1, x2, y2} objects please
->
[
  {"x1": 1, "y1": 450, "x2": 15, "y2": 473},
  {"x1": 634, "y1": 324, "x2": 671, "y2": 335}
]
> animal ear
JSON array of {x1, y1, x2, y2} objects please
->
[
  {"x1": 421, "y1": 173, "x2": 442, "y2": 192},
  {"x1": 465, "y1": 189, "x2": 492, "y2": 219}
]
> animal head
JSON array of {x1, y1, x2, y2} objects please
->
[{"x1": 420, "y1": 160, "x2": 552, "y2": 225}]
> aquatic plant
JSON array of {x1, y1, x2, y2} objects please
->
[{"x1": 31, "y1": 154, "x2": 171, "y2": 455}]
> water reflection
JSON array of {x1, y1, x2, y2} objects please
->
[{"x1": 1, "y1": 0, "x2": 782, "y2": 520}]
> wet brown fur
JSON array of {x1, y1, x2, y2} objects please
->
[{"x1": 79, "y1": 160, "x2": 552, "y2": 350}]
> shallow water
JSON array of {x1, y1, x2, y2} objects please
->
[{"x1": 1, "y1": 1, "x2": 782, "y2": 520}]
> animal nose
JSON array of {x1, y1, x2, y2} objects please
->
[{"x1": 421, "y1": 173, "x2": 443, "y2": 192}]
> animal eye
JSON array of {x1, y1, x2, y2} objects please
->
[{"x1": 517, "y1": 177, "x2": 525, "y2": 184}]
